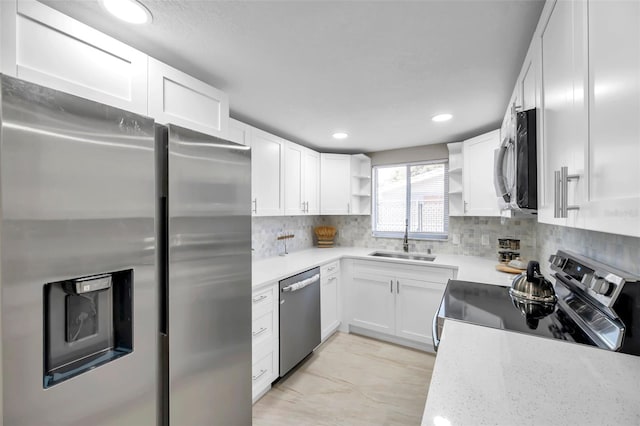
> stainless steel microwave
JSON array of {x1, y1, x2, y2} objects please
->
[{"x1": 494, "y1": 108, "x2": 537, "y2": 214}]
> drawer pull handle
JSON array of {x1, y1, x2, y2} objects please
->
[
  {"x1": 328, "y1": 276, "x2": 337, "y2": 282},
  {"x1": 327, "y1": 266, "x2": 336, "y2": 271},
  {"x1": 252, "y1": 369, "x2": 267, "y2": 381},
  {"x1": 252, "y1": 327, "x2": 267, "y2": 337},
  {"x1": 252, "y1": 295, "x2": 268, "y2": 303}
]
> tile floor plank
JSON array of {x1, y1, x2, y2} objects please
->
[{"x1": 253, "y1": 332, "x2": 436, "y2": 426}]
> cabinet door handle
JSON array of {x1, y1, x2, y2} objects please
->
[
  {"x1": 390, "y1": 279, "x2": 393, "y2": 293},
  {"x1": 463, "y1": 201, "x2": 468, "y2": 214},
  {"x1": 347, "y1": 203, "x2": 351, "y2": 214},
  {"x1": 554, "y1": 170, "x2": 561, "y2": 218},
  {"x1": 252, "y1": 295, "x2": 267, "y2": 303},
  {"x1": 328, "y1": 276, "x2": 337, "y2": 281},
  {"x1": 252, "y1": 369, "x2": 267, "y2": 381},
  {"x1": 252, "y1": 327, "x2": 267, "y2": 337},
  {"x1": 252, "y1": 198, "x2": 258, "y2": 214},
  {"x1": 396, "y1": 280, "x2": 400, "y2": 294},
  {"x1": 560, "y1": 166, "x2": 580, "y2": 218},
  {"x1": 305, "y1": 201, "x2": 309, "y2": 213}
]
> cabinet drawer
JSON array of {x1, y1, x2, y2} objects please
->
[
  {"x1": 252, "y1": 285, "x2": 274, "y2": 318},
  {"x1": 321, "y1": 260, "x2": 340, "y2": 277},
  {"x1": 251, "y1": 351, "x2": 274, "y2": 397},
  {"x1": 251, "y1": 310, "x2": 274, "y2": 347}
]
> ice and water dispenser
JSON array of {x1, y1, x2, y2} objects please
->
[{"x1": 43, "y1": 270, "x2": 133, "y2": 388}]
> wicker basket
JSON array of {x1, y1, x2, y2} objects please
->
[{"x1": 314, "y1": 226, "x2": 337, "y2": 248}]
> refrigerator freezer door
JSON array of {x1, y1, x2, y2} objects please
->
[
  {"x1": 166, "y1": 125, "x2": 252, "y2": 425},
  {"x1": 0, "y1": 75, "x2": 157, "y2": 424}
]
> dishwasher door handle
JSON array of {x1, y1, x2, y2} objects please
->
[{"x1": 281, "y1": 274, "x2": 320, "y2": 293}]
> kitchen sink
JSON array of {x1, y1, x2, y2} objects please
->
[{"x1": 368, "y1": 251, "x2": 436, "y2": 262}]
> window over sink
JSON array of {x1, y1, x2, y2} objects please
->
[{"x1": 372, "y1": 160, "x2": 449, "y2": 240}]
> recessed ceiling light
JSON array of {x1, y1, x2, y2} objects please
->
[
  {"x1": 432, "y1": 113, "x2": 453, "y2": 122},
  {"x1": 332, "y1": 132, "x2": 348, "y2": 140},
  {"x1": 102, "y1": 0, "x2": 152, "y2": 25}
]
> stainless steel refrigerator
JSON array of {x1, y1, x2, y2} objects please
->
[
  {"x1": 0, "y1": 74, "x2": 252, "y2": 425},
  {"x1": 156, "y1": 124, "x2": 252, "y2": 426}
]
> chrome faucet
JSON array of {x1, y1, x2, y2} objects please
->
[{"x1": 403, "y1": 219, "x2": 409, "y2": 252}]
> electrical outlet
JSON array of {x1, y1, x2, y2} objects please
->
[
  {"x1": 452, "y1": 234, "x2": 460, "y2": 245},
  {"x1": 481, "y1": 234, "x2": 490, "y2": 246}
]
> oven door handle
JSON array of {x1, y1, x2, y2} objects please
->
[{"x1": 432, "y1": 312, "x2": 440, "y2": 351}]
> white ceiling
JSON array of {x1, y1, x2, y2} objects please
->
[{"x1": 41, "y1": 0, "x2": 544, "y2": 153}]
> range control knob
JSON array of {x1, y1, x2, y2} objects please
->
[
  {"x1": 549, "y1": 255, "x2": 565, "y2": 268},
  {"x1": 581, "y1": 273, "x2": 595, "y2": 287},
  {"x1": 595, "y1": 280, "x2": 612, "y2": 296},
  {"x1": 591, "y1": 278, "x2": 604, "y2": 292}
]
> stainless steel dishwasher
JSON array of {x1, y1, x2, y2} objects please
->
[{"x1": 279, "y1": 267, "x2": 321, "y2": 377}]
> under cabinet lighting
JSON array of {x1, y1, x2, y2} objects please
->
[
  {"x1": 332, "y1": 132, "x2": 348, "y2": 140},
  {"x1": 102, "y1": 0, "x2": 152, "y2": 25},
  {"x1": 432, "y1": 113, "x2": 453, "y2": 122}
]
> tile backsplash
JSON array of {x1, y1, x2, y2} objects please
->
[
  {"x1": 536, "y1": 223, "x2": 640, "y2": 276},
  {"x1": 252, "y1": 216, "x2": 328, "y2": 259},
  {"x1": 327, "y1": 215, "x2": 537, "y2": 260},
  {"x1": 252, "y1": 215, "x2": 537, "y2": 261},
  {"x1": 253, "y1": 215, "x2": 640, "y2": 277}
]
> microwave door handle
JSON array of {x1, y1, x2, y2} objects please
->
[{"x1": 494, "y1": 141, "x2": 510, "y2": 202}]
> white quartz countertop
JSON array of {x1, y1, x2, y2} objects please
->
[
  {"x1": 252, "y1": 247, "x2": 518, "y2": 290},
  {"x1": 422, "y1": 320, "x2": 640, "y2": 426}
]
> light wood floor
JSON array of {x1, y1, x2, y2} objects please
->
[{"x1": 252, "y1": 332, "x2": 436, "y2": 426}]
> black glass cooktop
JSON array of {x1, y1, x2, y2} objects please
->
[{"x1": 439, "y1": 280, "x2": 593, "y2": 346}]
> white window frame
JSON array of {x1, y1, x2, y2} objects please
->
[{"x1": 372, "y1": 159, "x2": 449, "y2": 240}]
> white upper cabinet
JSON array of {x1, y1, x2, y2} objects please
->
[
  {"x1": 320, "y1": 153, "x2": 371, "y2": 215},
  {"x1": 1, "y1": 0, "x2": 148, "y2": 114},
  {"x1": 284, "y1": 142, "x2": 305, "y2": 215},
  {"x1": 251, "y1": 129, "x2": 285, "y2": 216},
  {"x1": 303, "y1": 149, "x2": 321, "y2": 215},
  {"x1": 462, "y1": 130, "x2": 501, "y2": 217},
  {"x1": 148, "y1": 58, "x2": 229, "y2": 138},
  {"x1": 228, "y1": 118, "x2": 251, "y2": 146},
  {"x1": 581, "y1": 0, "x2": 640, "y2": 237},
  {"x1": 350, "y1": 154, "x2": 372, "y2": 215},
  {"x1": 284, "y1": 142, "x2": 320, "y2": 216},
  {"x1": 539, "y1": 0, "x2": 587, "y2": 228},
  {"x1": 320, "y1": 154, "x2": 352, "y2": 215},
  {"x1": 507, "y1": 0, "x2": 639, "y2": 237},
  {"x1": 447, "y1": 143, "x2": 464, "y2": 216},
  {"x1": 520, "y1": 45, "x2": 539, "y2": 112}
]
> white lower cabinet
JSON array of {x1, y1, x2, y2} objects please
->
[
  {"x1": 320, "y1": 261, "x2": 341, "y2": 340},
  {"x1": 395, "y1": 278, "x2": 447, "y2": 343},
  {"x1": 251, "y1": 284, "x2": 279, "y2": 403},
  {"x1": 350, "y1": 272, "x2": 395, "y2": 335},
  {"x1": 349, "y1": 261, "x2": 453, "y2": 347}
]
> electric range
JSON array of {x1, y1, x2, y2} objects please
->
[{"x1": 433, "y1": 250, "x2": 640, "y2": 355}]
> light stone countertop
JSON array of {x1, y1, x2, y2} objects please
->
[
  {"x1": 422, "y1": 320, "x2": 640, "y2": 426},
  {"x1": 252, "y1": 247, "x2": 518, "y2": 290}
]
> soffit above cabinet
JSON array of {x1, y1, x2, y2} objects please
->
[{"x1": 39, "y1": 0, "x2": 544, "y2": 153}]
